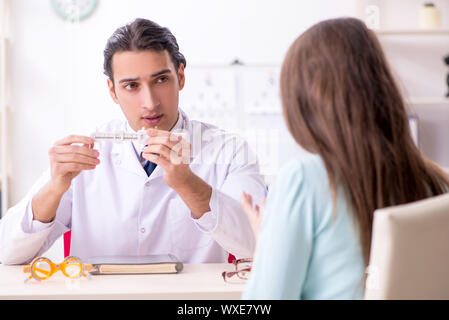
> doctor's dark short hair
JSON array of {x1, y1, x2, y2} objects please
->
[{"x1": 103, "y1": 18, "x2": 187, "y2": 83}]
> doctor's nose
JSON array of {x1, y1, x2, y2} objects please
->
[{"x1": 140, "y1": 86, "x2": 160, "y2": 110}]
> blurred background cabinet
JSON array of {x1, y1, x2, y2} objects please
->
[{"x1": 359, "y1": 0, "x2": 449, "y2": 167}]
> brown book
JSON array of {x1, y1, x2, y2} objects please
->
[{"x1": 85, "y1": 254, "x2": 183, "y2": 275}]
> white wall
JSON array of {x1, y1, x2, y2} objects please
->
[
  {"x1": 6, "y1": 0, "x2": 449, "y2": 259},
  {"x1": 6, "y1": 0, "x2": 449, "y2": 208},
  {"x1": 7, "y1": 0, "x2": 360, "y2": 208}
]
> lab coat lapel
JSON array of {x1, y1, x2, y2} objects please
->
[
  {"x1": 147, "y1": 163, "x2": 163, "y2": 181},
  {"x1": 111, "y1": 141, "x2": 148, "y2": 178}
]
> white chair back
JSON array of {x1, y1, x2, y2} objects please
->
[{"x1": 365, "y1": 192, "x2": 449, "y2": 299}]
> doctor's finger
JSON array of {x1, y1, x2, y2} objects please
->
[
  {"x1": 143, "y1": 144, "x2": 175, "y2": 160},
  {"x1": 146, "y1": 128, "x2": 171, "y2": 137},
  {"x1": 54, "y1": 135, "x2": 94, "y2": 146},
  {"x1": 52, "y1": 153, "x2": 100, "y2": 166},
  {"x1": 145, "y1": 152, "x2": 170, "y2": 169},
  {"x1": 146, "y1": 138, "x2": 190, "y2": 156},
  {"x1": 51, "y1": 145, "x2": 99, "y2": 158},
  {"x1": 54, "y1": 162, "x2": 97, "y2": 173},
  {"x1": 146, "y1": 134, "x2": 184, "y2": 149}
]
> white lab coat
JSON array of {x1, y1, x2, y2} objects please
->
[{"x1": 0, "y1": 109, "x2": 266, "y2": 264}]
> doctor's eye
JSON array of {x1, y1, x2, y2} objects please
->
[
  {"x1": 156, "y1": 76, "x2": 169, "y2": 84},
  {"x1": 124, "y1": 82, "x2": 139, "y2": 90}
]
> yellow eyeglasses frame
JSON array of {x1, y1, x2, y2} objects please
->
[{"x1": 23, "y1": 256, "x2": 93, "y2": 282}]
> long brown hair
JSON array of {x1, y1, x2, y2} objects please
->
[{"x1": 280, "y1": 17, "x2": 449, "y2": 265}]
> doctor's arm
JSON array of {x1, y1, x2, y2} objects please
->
[
  {"x1": 142, "y1": 129, "x2": 213, "y2": 217},
  {"x1": 143, "y1": 129, "x2": 266, "y2": 258},
  {"x1": 0, "y1": 135, "x2": 98, "y2": 264},
  {"x1": 204, "y1": 163, "x2": 266, "y2": 258},
  {"x1": 33, "y1": 135, "x2": 99, "y2": 223},
  {"x1": 0, "y1": 170, "x2": 73, "y2": 265}
]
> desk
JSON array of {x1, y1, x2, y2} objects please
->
[{"x1": 0, "y1": 263, "x2": 245, "y2": 299}]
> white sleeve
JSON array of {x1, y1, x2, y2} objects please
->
[
  {"x1": 0, "y1": 169, "x2": 71, "y2": 265},
  {"x1": 191, "y1": 139, "x2": 266, "y2": 259}
]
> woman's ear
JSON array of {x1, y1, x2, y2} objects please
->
[
  {"x1": 177, "y1": 64, "x2": 185, "y2": 91},
  {"x1": 107, "y1": 78, "x2": 119, "y2": 104}
]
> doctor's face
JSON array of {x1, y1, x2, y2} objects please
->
[{"x1": 107, "y1": 50, "x2": 185, "y2": 132}]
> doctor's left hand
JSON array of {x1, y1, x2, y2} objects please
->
[{"x1": 142, "y1": 128, "x2": 192, "y2": 189}]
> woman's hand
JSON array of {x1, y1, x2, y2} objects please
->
[{"x1": 241, "y1": 191, "x2": 266, "y2": 243}]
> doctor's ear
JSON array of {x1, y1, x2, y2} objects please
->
[
  {"x1": 177, "y1": 64, "x2": 185, "y2": 91},
  {"x1": 107, "y1": 78, "x2": 119, "y2": 104}
]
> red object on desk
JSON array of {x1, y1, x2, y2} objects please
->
[
  {"x1": 63, "y1": 231, "x2": 71, "y2": 258},
  {"x1": 228, "y1": 254, "x2": 236, "y2": 263},
  {"x1": 64, "y1": 230, "x2": 236, "y2": 263}
]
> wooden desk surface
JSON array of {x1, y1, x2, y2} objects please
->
[{"x1": 0, "y1": 263, "x2": 245, "y2": 299}]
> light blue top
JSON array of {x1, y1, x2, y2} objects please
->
[{"x1": 242, "y1": 153, "x2": 365, "y2": 300}]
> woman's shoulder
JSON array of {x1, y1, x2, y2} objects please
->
[
  {"x1": 267, "y1": 152, "x2": 338, "y2": 224},
  {"x1": 274, "y1": 152, "x2": 328, "y2": 190}
]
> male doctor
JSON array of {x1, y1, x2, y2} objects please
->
[{"x1": 0, "y1": 18, "x2": 265, "y2": 264}]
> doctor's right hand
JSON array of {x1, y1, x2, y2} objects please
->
[{"x1": 48, "y1": 135, "x2": 100, "y2": 194}]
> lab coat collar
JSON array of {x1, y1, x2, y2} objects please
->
[{"x1": 111, "y1": 109, "x2": 188, "y2": 181}]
